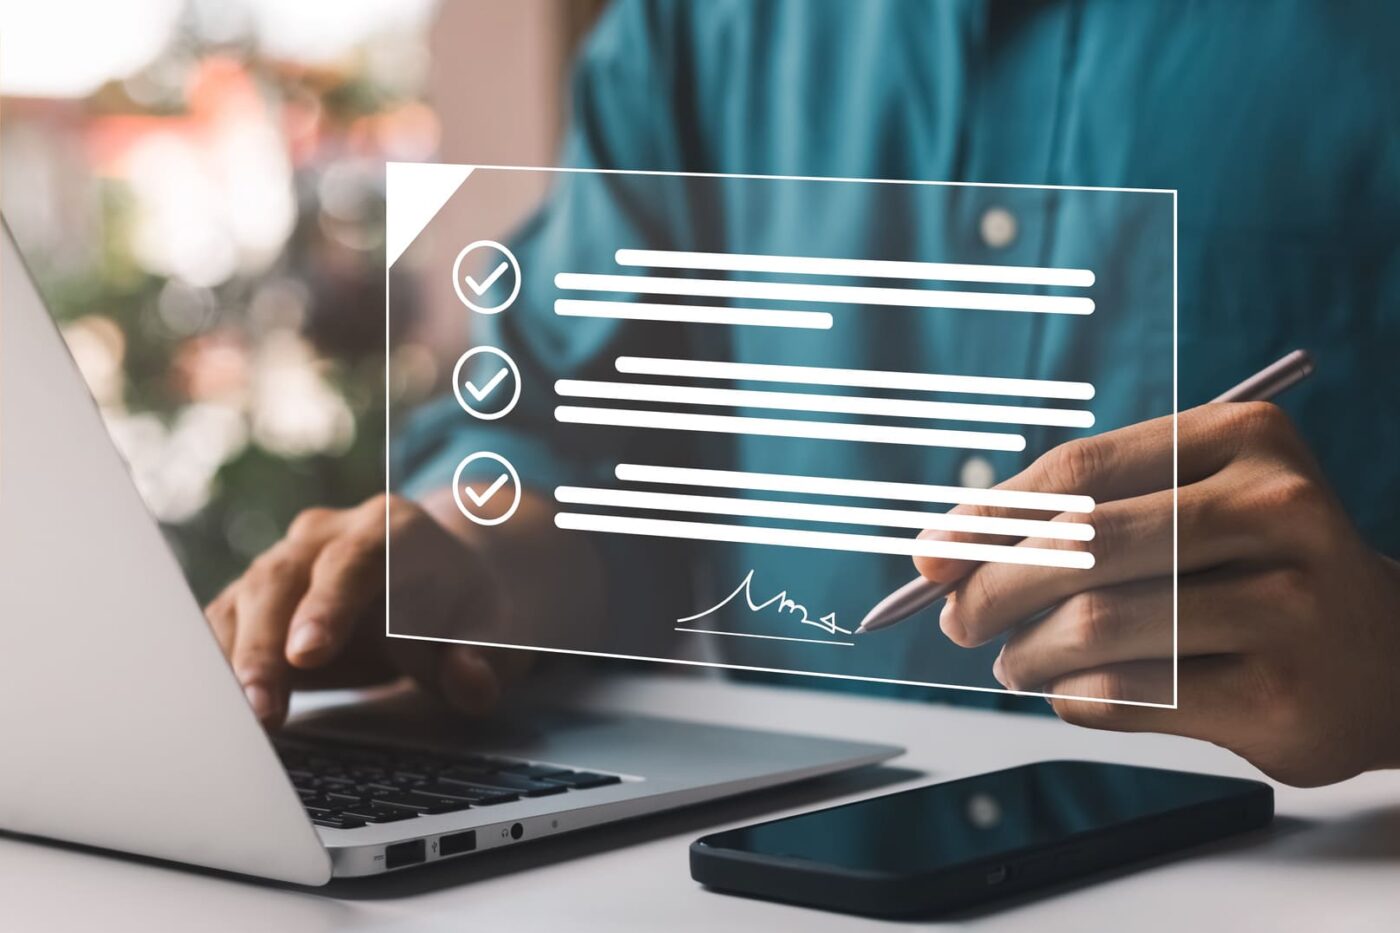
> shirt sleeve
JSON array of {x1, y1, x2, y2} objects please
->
[{"x1": 392, "y1": 0, "x2": 704, "y2": 647}]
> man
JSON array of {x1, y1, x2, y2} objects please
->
[{"x1": 207, "y1": 0, "x2": 1400, "y2": 787}]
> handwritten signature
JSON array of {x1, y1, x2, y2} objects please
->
[{"x1": 676, "y1": 569, "x2": 851, "y2": 638}]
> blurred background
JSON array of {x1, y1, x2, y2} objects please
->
[{"x1": 0, "y1": 0, "x2": 607, "y2": 600}]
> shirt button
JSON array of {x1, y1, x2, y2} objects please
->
[
  {"x1": 963, "y1": 456, "x2": 996, "y2": 490},
  {"x1": 979, "y1": 206, "x2": 1018, "y2": 249},
  {"x1": 959, "y1": 455, "x2": 997, "y2": 489}
]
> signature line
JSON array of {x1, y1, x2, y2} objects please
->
[
  {"x1": 677, "y1": 569, "x2": 852, "y2": 637},
  {"x1": 674, "y1": 627, "x2": 854, "y2": 647}
]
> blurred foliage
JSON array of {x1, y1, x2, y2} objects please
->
[{"x1": 24, "y1": 33, "x2": 414, "y2": 603}]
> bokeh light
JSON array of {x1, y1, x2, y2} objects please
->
[{"x1": 1, "y1": 0, "x2": 442, "y2": 598}]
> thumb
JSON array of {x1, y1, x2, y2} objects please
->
[{"x1": 437, "y1": 646, "x2": 503, "y2": 716}]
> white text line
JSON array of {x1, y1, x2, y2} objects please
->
[
  {"x1": 616, "y1": 249, "x2": 1094, "y2": 288},
  {"x1": 555, "y1": 486, "x2": 1094, "y2": 540},
  {"x1": 615, "y1": 357, "x2": 1095, "y2": 401},
  {"x1": 555, "y1": 513, "x2": 1096, "y2": 569},
  {"x1": 614, "y1": 464, "x2": 1096, "y2": 513},
  {"x1": 557, "y1": 273, "x2": 1094, "y2": 315},
  {"x1": 554, "y1": 298, "x2": 832, "y2": 329},
  {"x1": 555, "y1": 379, "x2": 1094, "y2": 428},
  {"x1": 554, "y1": 407, "x2": 1026, "y2": 451}
]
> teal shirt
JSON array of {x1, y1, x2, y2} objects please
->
[{"x1": 397, "y1": 0, "x2": 1400, "y2": 710}]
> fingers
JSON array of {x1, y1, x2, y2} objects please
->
[
  {"x1": 994, "y1": 580, "x2": 1172, "y2": 692},
  {"x1": 1047, "y1": 655, "x2": 1252, "y2": 747},
  {"x1": 205, "y1": 586, "x2": 237, "y2": 656},
  {"x1": 438, "y1": 647, "x2": 504, "y2": 715},
  {"x1": 1049, "y1": 659, "x2": 1176, "y2": 707},
  {"x1": 993, "y1": 572, "x2": 1254, "y2": 692},
  {"x1": 216, "y1": 505, "x2": 350, "y2": 727},
  {"x1": 913, "y1": 401, "x2": 1290, "y2": 584},
  {"x1": 386, "y1": 641, "x2": 504, "y2": 717},
  {"x1": 287, "y1": 507, "x2": 386, "y2": 669},
  {"x1": 939, "y1": 464, "x2": 1272, "y2": 647},
  {"x1": 938, "y1": 488, "x2": 1171, "y2": 646},
  {"x1": 439, "y1": 647, "x2": 535, "y2": 715},
  {"x1": 914, "y1": 413, "x2": 1169, "y2": 585},
  {"x1": 229, "y1": 541, "x2": 319, "y2": 726},
  {"x1": 206, "y1": 492, "x2": 525, "y2": 727}
]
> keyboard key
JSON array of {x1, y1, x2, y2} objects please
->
[
  {"x1": 500, "y1": 763, "x2": 572, "y2": 779},
  {"x1": 545, "y1": 771, "x2": 622, "y2": 790},
  {"x1": 350, "y1": 762, "x2": 389, "y2": 778},
  {"x1": 312, "y1": 816, "x2": 366, "y2": 829},
  {"x1": 407, "y1": 783, "x2": 480, "y2": 801},
  {"x1": 438, "y1": 766, "x2": 497, "y2": 784},
  {"x1": 335, "y1": 748, "x2": 389, "y2": 766},
  {"x1": 457, "y1": 791, "x2": 518, "y2": 805},
  {"x1": 280, "y1": 737, "x2": 617, "y2": 811},
  {"x1": 302, "y1": 799, "x2": 342, "y2": 816},
  {"x1": 414, "y1": 782, "x2": 520, "y2": 805},
  {"x1": 339, "y1": 808, "x2": 419, "y2": 824},
  {"x1": 372, "y1": 793, "x2": 456, "y2": 814},
  {"x1": 446, "y1": 753, "x2": 510, "y2": 770},
  {"x1": 450, "y1": 772, "x2": 568, "y2": 797},
  {"x1": 405, "y1": 793, "x2": 474, "y2": 812},
  {"x1": 381, "y1": 777, "x2": 427, "y2": 792}
]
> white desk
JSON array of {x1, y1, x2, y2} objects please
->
[{"x1": 4, "y1": 672, "x2": 1398, "y2": 932}]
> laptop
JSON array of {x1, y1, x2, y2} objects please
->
[{"x1": 0, "y1": 222, "x2": 901, "y2": 884}]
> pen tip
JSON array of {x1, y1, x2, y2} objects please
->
[{"x1": 854, "y1": 608, "x2": 883, "y2": 635}]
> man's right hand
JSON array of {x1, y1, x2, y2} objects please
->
[{"x1": 205, "y1": 493, "x2": 522, "y2": 729}]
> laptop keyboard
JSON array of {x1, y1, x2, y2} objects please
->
[{"x1": 275, "y1": 737, "x2": 622, "y2": 830}]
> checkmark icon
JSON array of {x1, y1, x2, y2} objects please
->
[
  {"x1": 452, "y1": 347, "x2": 521, "y2": 420},
  {"x1": 464, "y1": 366, "x2": 510, "y2": 403},
  {"x1": 463, "y1": 472, "x2": 510, "y2": 509},
  {"x1": 453, "y1": 241, "x2": 520, "y2": 314},
  {"x1": 463, "y1": 261, "x2": 508, "y2": 297},
  {"x1": 453, "y1": 451, "x2": 521, "y2": 526}
]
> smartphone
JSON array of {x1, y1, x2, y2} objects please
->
[{"x1": 691, "y1": 760, "x2": 1272, "y2": 918}]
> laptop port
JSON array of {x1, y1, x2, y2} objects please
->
[
  {"x1": 440, "y1": 830, "x2": 477, "y2": 857},
  {"x1": 385, "y1": 839, "x2": 425, "y2": 869}
]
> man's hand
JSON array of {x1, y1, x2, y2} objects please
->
[
  {"x1": 205, "y1": 493, "x2": 529, "y2": 729},
  {"x1": 916, "y1": 402, "x2": 1400, "y2": 787}
]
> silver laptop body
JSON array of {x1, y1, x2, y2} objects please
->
[{"x1": 0, "y1": 222, "x2": 901, "y2": 883}]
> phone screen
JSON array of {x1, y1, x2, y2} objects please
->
[{"x1": 701, "y1": 761, "x2": 1258, "y2": 876}]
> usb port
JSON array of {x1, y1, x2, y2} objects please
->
[
  {"x1": 385, "y1": 839, "x2": 425, "y2": 869},
  {"x1": 440, "y1": 830, "x2": 477, "y2": 857}
]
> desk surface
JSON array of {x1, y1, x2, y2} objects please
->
[{"x1": 5, "y1": 672, "x2": 1398, "y2": 932}]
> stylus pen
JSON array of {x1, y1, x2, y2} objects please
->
[{"x1": 854, "y1": 349, "x2": 1316, "y2": 635}]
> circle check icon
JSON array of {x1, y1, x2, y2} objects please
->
[
  {"x1": 452, "y1": 452, "x2": 522, "y2": 526},
  {"x1": 452, "y1": 346, "x2": 521, "y2": 420},
  {"x1": 452, "y1": 240, "x2": 521, "y2": 314}
]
